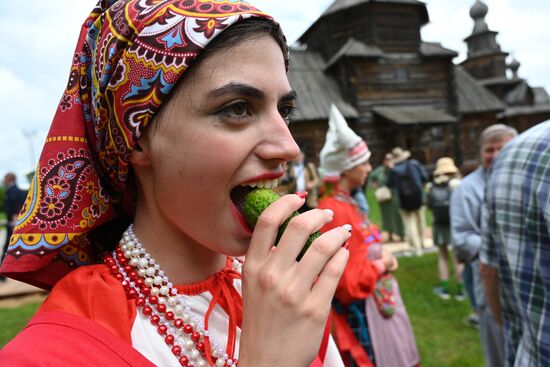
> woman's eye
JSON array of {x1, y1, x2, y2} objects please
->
[
  {"x1": 217, "y1": 102, "x2": 251, "y2": 121},
  {"x1": 279, "y1": 105, "x2": 297, "y2": 124}
]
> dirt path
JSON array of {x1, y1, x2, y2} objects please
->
[{"x1": 0, "y1": 292, "x2": 46, "y2": 308}]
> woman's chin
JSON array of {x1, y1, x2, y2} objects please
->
[
  {"x1": 228, "y1": 239, "x2": 251, "y2": 258},
  {"x1": 208, "y1": 234, "x2": 250, "y2": 258}
]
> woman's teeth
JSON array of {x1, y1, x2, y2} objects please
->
[{"x1": 241, "y1": 179, "x2": 279, "y2": 189}]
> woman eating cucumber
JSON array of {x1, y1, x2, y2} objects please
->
[{"x1": 0, "y1": 2, "x2": 350, "y2": 366}]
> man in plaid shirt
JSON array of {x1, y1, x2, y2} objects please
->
[{"x1": 481, "y1": 120, "x2": 550, "y2": 366}]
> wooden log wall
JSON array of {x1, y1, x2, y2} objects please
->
[
  {"x1": 289, "y1": 120, "x2": 329, "y2": 164},
  {"x1": 458, "y1": 113, "x2": 499, "y2": 165},
  {"x1": 349, "y1": 57, "x2": 452, "y2": 115},
  {"x1": 461, "y1": 54, "x2": 508, "y2": 80},
  {"x1": 303, "y1": 3, "x2": 423, "y2": 60},
  {"x1": 498, "y1": 112, "x2": 550, "y2": 133},
  {"x1": 369, "y1": 3, "x2": 422, "y2": 53}
]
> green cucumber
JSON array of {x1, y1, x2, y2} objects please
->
[{"x1": 242, "y1": 188, "x2": 320, "y2": 260}]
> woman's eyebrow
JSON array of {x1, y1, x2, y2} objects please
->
[
  {"x1": 207, "y1": 82, "x2": 265, "y2": 99},
  {"x1": 206, "y1": 83, "x2": 297, "y2": 103},
  {"x1": 280, "y1": 90, "x2": 297, "y2": 103},
  {"x1": 280, "y1": 90, "x2": 298, "y2": 102}
]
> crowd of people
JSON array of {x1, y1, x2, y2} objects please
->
[{"x1": 0, "y1": 1, "x2": 548, "y2": 367}]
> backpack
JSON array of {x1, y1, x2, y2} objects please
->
[
  {"x1": 428, "y1": 182, "x2": 451, "y2": 225},
  {"x1": 396, "y1": 162, "x2": 423, "y2": 210}
]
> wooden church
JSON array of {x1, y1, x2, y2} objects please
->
[{"x1": 288, "y1": 0, "x2": 550, "y2": 168}]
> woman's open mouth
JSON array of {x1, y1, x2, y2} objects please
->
[{"x1": 229, "y1": 179, "x2": 280, "y2": 233}]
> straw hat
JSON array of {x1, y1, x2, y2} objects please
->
[
  {"x1": 319, "y1": 104, "x2": 371, "y2": 181},
  {"x1": 391, "y1": 147, "x2": 411, "y2": 164},
  {"x1": 433, "y1": 157, "x2": 459, "y2": 176}
]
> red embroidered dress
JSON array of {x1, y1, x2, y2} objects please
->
[{"x1": 1, "y1": 260, "x2": 340, "y2": 366}]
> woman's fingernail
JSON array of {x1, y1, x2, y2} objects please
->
[
  {"x1": 295, "y1": 191, "x2": 308, "y2": 199},
  {"x1": 342, "y1": 224, "x2": 352, "y2": 232},
  {"x1": 323, "y1": 209, "x2": 334, "y2": 216},
  {"x1": 343, "y1": 241, "x2": 350, "y2": 249}
]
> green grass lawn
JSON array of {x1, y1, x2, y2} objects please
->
[
  {"x1": 0, "y1": 253, "x2": 484, "y2": 366},
  {"x1": 365, "y1": 188, "x2": 482, "y2": 365},
  {"x1": 0, "y1": 301, "x2": 41, "y2": 346},
  {"x1": 395, "y1": 253, "x2": 484, "y2": 367}
]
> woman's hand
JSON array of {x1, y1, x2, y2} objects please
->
[
  {"x1": 380, "y1": 247, "x2": 398, "y2": 272},
  {"x1": 387, "y1": 254, "x2": 399, "y2": 272},
  {"x1": 239, "y1": 194, "x2": 350, "y2": 367}
]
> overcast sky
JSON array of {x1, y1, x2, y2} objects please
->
[{"x1": 1, "y1": 0, "x2": 549, "y2": 187}]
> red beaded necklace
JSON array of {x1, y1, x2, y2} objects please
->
[{"x1": 103, "y1": 225, "x2": 240, "y2": 367}]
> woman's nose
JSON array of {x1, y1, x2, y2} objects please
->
[{"x1": 256, "y1": 110, "x2": 300, "y2": 162}]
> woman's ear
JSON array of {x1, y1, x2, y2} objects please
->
[{"x1": 129, "y1": 136, "x2": 152, "y2": 167}]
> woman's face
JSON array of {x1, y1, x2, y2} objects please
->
[
  {"x1": 383, "y1": 154, "x2": 393, "y2": 168},
  {"x1": 345, "y1": 161, "x2": 372, "y2": 189},
  {"x1": 141, "y1": 35, "x2": 299, "y2": 256}
]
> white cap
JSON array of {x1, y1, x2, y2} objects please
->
[{"x1": 319, "y1": 104, "x2": 371, "y2": 181}]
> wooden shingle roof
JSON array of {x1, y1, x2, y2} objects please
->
[
  {"x1": 323, "y1": 0, "x2": 427, "y2": 18},
  {"x1": 325, "y1": 38, "x2": 383, "y2": 69},
  {"x1": 288, "y1": 50, "x2": 359, "y2": 122},
  {"x1": 420, "y1": 42, "x2": 458, "y2": 58},
  {"x1": 454, "y1": 66, "x2": 505, "y2": 114},
  {"x1": 372, "y1": 105, "x2": 457, "y2": 125},
  {"x1": 498, "y1": 105, "x2": 550, "y2": 119},
  {"x1": 533, "y1": 87, "x2": 550, "y2": 105},
  {"x1": 325, "y1": 39, "x2": 456, "y2": 70}
]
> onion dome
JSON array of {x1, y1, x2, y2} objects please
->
[
  {"x1": 470, "y1": 0, "x2": 488, "y2": 20},
  {"x1": 508, "y1": 58, "x2": 521, "y2": 78}
]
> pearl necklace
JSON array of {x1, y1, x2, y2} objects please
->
[{"x1": 103, "y1": 225, "x2": 240, "y2": 367}]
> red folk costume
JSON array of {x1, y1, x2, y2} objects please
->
[
  {"x1": 318, "y1": 190, "x2": 383, "y2": 306},
  {"x1": 0, "y1": 1, "x2": 339, "y2": 366},
  {"x1": 317, "y1": 106, "x2": 420, "y2": 367}
]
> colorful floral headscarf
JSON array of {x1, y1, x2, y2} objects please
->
[{"x1": 1, "y1": 0, "x2": 273, "y2": 289}]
